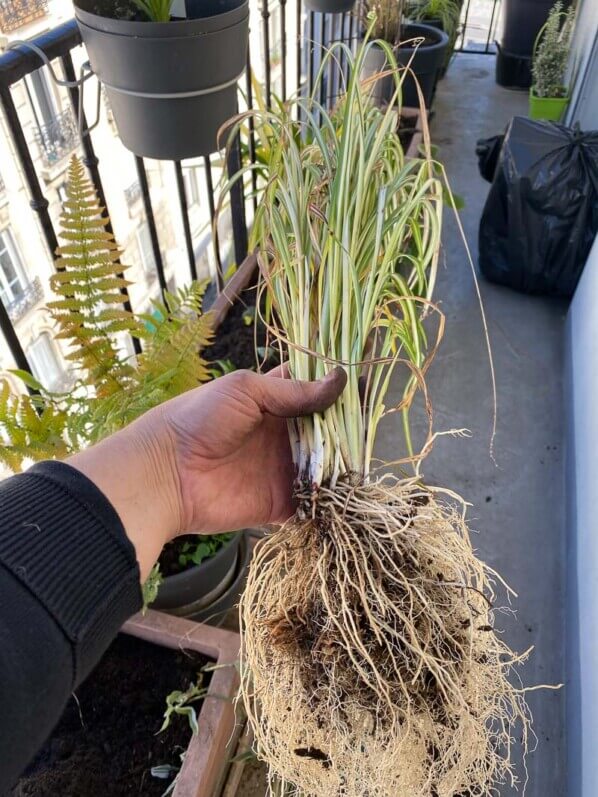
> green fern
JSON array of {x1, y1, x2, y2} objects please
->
[
  {"x1": 0, "y1": 155, "x2": 215, "y2": 468},
  {"x1": 0, "y1": 380, "x2": 70, "y2": 471},
  {"x1": 48, "y1": 157, "x2": 140, "y2": 396}
]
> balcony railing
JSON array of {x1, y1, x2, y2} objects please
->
[
  {"x1": 5, "y1": 276, "x2": 43, "y2": 324},
  {"x1": 33, "y1": 108, "x2": 78, "y2": 168},
  {"x1": 0, "y1": 0, "x2": 48, "y2": 33},
  {"x1": 0, "y1": 6, "x2": 501, "y2": 377}
]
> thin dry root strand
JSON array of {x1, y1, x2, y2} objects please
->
[{"x1": 239, "y1": 477, "x2": 531, "y2": 797}]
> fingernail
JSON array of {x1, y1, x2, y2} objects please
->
[{"x1": 323, "y1": 367, "x2": 347, "y2": 385}]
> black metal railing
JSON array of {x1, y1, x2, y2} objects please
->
[
  {"x1": 0, "y1": 13, "x2": 353, "y2": 373},
  {"x1": 5, "y1": 276, "x2": 43, "y2": 324},
  {"x1": 0, "y1": 0, "x2": 48, "y2": 33},
  {"x1": 457, "y1": 0, "x2": 502, "y2": 54},
  {"x1": 33, "y1": 107, "x2": 78, "y2": 168}
]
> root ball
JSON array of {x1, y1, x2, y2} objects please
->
[{"x1": 240, "y1": 478, "x2": 530, "y2": 797}]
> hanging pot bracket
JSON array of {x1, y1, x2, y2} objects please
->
[{"x1": 7, "y1": 39, "x2": 102, "y2": 143}]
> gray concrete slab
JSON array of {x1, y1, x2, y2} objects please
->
[{"x1": 376, "y1": 54, "x2": 567, "y2": 796}]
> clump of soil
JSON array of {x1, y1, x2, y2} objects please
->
[{"x1": 15, "y1": 635, "x2": 210, "y2": 797}]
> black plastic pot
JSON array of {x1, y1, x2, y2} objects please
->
[
  {"x1": 74, "y1": 0, "x2": 249, "y2": 159},
  {"x1": 496, "y1": 0, "x2": 571, "y2": 88},
  {"x1": 159, "y1": 532, "x2": 252, "y2": 626},
  {"x1": 152, "y1": 532, "x2": 245, "y2": 624},
  {"x1": 305, "y1": 0, "x2": 355, "y2": 13},
  {"x1": 361, "y1": 24, "x2": 449, "y2": 109}
]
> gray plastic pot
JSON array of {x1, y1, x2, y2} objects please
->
[
  {"x1": 361, "y1": 23, "x2": 449, "y2": 109},
  {"x1": 74, "y1": 0, "x2": 249, "y2": 160},
  {"x1": 152, "y1": 531, "x2": 245, "y2": 622}
]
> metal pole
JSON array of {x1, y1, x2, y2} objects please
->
[
  {"x1": 174, "y1": 161, "x2": 198, "y2": 282},
  {"x1": 134, "y1": 156, "x2": 168, "y2": 300}
]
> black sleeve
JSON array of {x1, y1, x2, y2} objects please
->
[{"x1": 0, "y1": 461, "x2": 142, "y2": 793}]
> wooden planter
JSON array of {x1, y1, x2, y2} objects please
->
[
  {"x1": 401, "y1": 107, "x2": 424, "y2": 160},
  {"x1": 123, "y1": 610, "x2": 240, "y2": 797},
  {"x1": 208, "y1": 252, "x2": 259, "y2": 330}
]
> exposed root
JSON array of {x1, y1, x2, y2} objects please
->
[{"x1": 239, "y1": 477, "x2": 531, "y2": 797}]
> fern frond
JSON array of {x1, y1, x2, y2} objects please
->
[
  {"x1": 0, "y1": 379, "x2": 70, "y2": 471},
  {"x1": 49, "y1": 156, "x2": 140, "y2": 391}
]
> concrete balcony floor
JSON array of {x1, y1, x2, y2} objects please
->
[
  {"x1": 238, "y1": 53, "x2": 567, "y2": 796},
  {"x1": 378, "y1": 52, "x2": 567, "y2": 796}
]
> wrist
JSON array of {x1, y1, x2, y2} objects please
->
[{"x1": 68, "y1": 410, "x2": 183, "y2": 581}]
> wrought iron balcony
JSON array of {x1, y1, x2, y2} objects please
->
[
  {"x1": 33, "y1": 109, "x2": 78, "y2": 169},
  {"x1": 0, "y1": 8, "x2": 500, "y2": 377},
  {"x1": 5, "y1": 276, "x2": 43, "y2": 324},
  {"x1": 0, "y1": 0, "x2": 48, "y2": 33}
]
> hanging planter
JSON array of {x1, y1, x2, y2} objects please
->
[{"x1": 74, "y1": 0, "x2": 249, "y2": 160}]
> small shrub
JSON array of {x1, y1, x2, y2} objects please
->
[{"x1": 532, "y1": 1, "x2": 575, "y2": 99}]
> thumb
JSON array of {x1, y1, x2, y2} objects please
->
[{"x1": 253, "y1": 367, "x2": 347, "y2": 418}]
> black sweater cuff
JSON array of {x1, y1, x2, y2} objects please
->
[{"x1": 0, "y1": 460, "x2": 142, "y2": 684}]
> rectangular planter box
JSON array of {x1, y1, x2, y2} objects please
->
[
  {"x1": 123, "y1": 610, "x2": 240, "y2": 797},
  {"x1": 207, "y1": 252, "x2": 258, "y2": 330}
]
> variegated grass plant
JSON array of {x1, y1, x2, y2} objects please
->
[{"x1": 223, "y1": 36, "x2": 531, "y2": 797}]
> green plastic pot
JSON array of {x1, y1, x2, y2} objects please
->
[{"x1": 529, "y1": 91, "x2": 569, "y2": 121}]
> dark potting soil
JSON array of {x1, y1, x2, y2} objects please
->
[
  {"x1": 14, "y1": 634, "x2": 210, "y2": 797},
  {"x1": 204, "y1": 280, "x2": 281, "y2": 373},
  {"x1": 89, "y1": 0, "x2": 144, "y2": 20}
]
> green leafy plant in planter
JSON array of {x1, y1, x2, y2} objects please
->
[
  {"x1": 530, "y1": 0, "x2": 575, "y2": 121},
  {"x1": 0, "y1": 155, "x2": 237, "y2": 611},
  {"x1": 406, "y1": 0, "x2": 463, "y2": 75},
  {"x1": 360, "y1": 0, "x2": 450, "y2": 108},
  {"x1": 132, "y1": 0, "x2": 173, "y2": 21}
]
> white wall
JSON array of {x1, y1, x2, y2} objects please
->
[
  {"x1": 566, "y1": 0, "x2": 598, "y2": 129},
  {"x1": 566, "y1": 231, "x2": 598, "y2": 797}
]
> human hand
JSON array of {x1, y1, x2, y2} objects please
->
[{"x1": 69, "y1": 368, "x2": 346, "y2": 579}]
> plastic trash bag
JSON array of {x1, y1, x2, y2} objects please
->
[
  {"x1": 478, "y1": 117, "x2": 598, "y2": 298},
  {"x1": 476, "y1": 134, "x2": 505, "y2": 183}
]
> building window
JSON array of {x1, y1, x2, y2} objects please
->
[
  {"x1": 26, "y1": 69, "x2": 77, "y2": 168},
  {"x1": 0, "y1": 230, "x2": 26, "y2": 307},
  {"x1": 183, "y1": 167, "x2": 201, "y2": 208},
  {"x1": 0, "y1": 0, "x2": 48, "y2": 33},
  {"x1": 136, "y1": 222, "x2": 155, "y2": 273},
  {"x1": 28, "y1": 333, "x2": 63, "y2": 391}
]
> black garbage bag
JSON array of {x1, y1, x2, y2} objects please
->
[
  {"x1": 479, "y1": 117, "x2": 598, "y2": 298},
  {"x1": 476, "y1": 134, "x2": 505, "y2": 183}
]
